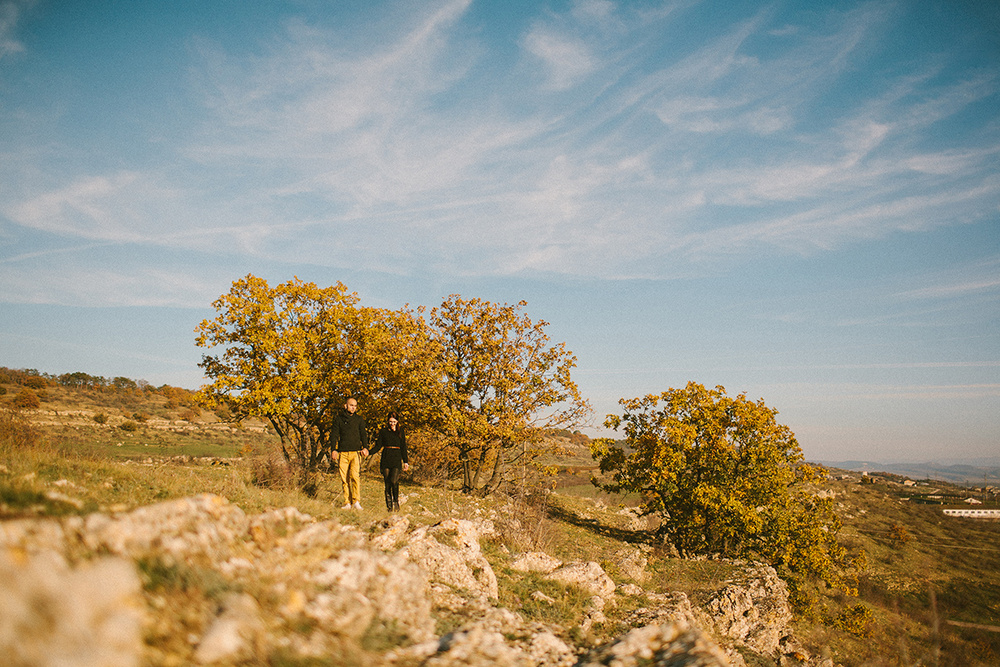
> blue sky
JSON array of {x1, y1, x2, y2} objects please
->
[{"x1": 1, "y1": 0, "x2": 998, "y2": 463}]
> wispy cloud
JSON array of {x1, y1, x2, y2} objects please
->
[
  {"x1": 2, "y1": 0, "x2": 998, "y2": 300},
  {"x1": 896, "y1": 256, "x2": 1000, "y2": 300},
  {"x1": 0, "y1": 0, "x2": 34, "y2": 61}
]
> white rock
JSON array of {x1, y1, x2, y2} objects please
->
[
  {"x1": 0, "y1": 550, "x2": 143, "y2": 667},
  {"x1": 578, "y1": 622, "x2": 731, "y2": 667},
  {"x1": 400, "y1": 522, "x2": 499, "y2": 601},
  {"x1": 618, "y1": 583, "x2": 644, "y2": 596},
  {"x1": 510, "y1": 551, "x2": 562, "y2": 573},
  {"x1": 531, "y1": 590, "x2": 557, "y2": 605},
  {"x1": 194, "y1": 593, "x2": 264, "y2": 664},
  {"x1": 703, "y1": 563, "x2": 792, "y2": 657},
  {"x1": 545, "y1": 561, "x2": 616, "y2": 597},
  {"x1": 527, "y1": 631, "x2": 577, "y2": 667}
]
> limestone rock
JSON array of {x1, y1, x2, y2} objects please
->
[
  {"x1": 400, "y1": 520, "x2": 499, "y2": 601},
  {"x1": 545, "y1": 560, "x2": 616, "y2": 597},
  {"x1": 307, "y1": 548, "x2": 435, "y2": 642},
  {"x1": 526, "y1": 631, "x2": 577, "y2": 667},
  {"x1": 0, "y1": 515, "x2": 68, "y2": 555},
  {"x1": 511, "y1": 550, "x2": 562, "y2": 573},
  {"x1": 80, "y1": 494, "x2": 249, "y2": 562},
  {"x1": 193, "y1": 593, "x2": 265, "y2": 664},
  {"x1": 578, "y1": 621, "x2": 732, "y2": 667},
  {"x1": 370, "y1": 513, "x2": 411, "y2": 550},
  {"x1": 624, "y1": 591, "x2": 701, "y2": 629},
  {"x1": 702, "y1": 563, "x2": 792, "y2": 657},
  {"x1": 613, "y1": 547, "x2": 649, "y2": 582},
  {"x1": 419, "y1": 626, "x2": 528, "y2": 667},
  {"x1": 0, "y1": 550, "x2": 144, "y2": 667},
  {"x1": 618, "y1": 583, "x2": 644, "y2": 596}
]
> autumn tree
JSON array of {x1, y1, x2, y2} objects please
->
[
  {"x1": 195, "y1": 275, "x2": 442, "y2": 473},
  {"x1": 592, "y1": 382, "x2": 859, "y2": 601},
  {"x1": 430, "y1": 295, "x2": 591, "y2": 495}
]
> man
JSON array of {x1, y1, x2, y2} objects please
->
[{"x1": 330, "y1": 397, "x2": 369, "y2": 509}]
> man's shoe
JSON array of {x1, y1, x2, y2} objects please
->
[
  {"x1": 340, "y1": 503, "x2": 352, "y2": 510},
  {"x1": 352, "y1": 502, "x2": 363, "y2": 510},
  {"x1": 393, "y1": 502, "x2": 400, "y2": 511}
]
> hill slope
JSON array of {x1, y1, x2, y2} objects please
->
[{"x1": 2, "y1": 377, "x2": 999, "y2": 665}]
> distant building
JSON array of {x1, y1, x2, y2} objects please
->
[
  {"x1": 964, "y1": 497, "x2": 983, "y2": 505},
  {"x1": 943, "y1": 508, "x2": 1000, "y2": 519},
  {"x1": 903, "y1": 480, "x2": 916, "y2": 487}
]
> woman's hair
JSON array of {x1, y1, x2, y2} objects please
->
[{"x1": 385, "y1": 411, "x2": 401, "y2": 428}]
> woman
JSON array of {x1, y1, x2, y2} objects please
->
[{"x1": 369, "y1": 411, "x2": 409, "y2": 511}]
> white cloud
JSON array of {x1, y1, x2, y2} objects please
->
[
  {"x1": 0, "y1": 0, "x2": 34, "y2": 61},
  {"x1": 2, "y1": 0, "x2": 998, "y2": 294},
  {"x1": 523, "y1": 27, "x2": 595, "y2": 90},
  {"x1": 896, "y1": 257, "x2": 1000, "y2": 300}
]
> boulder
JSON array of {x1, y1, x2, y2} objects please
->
[
  {"x1": 307, "y1": 548, "x2": 435, "y2": 642},
  {"x1": 399, "y1": 521, "x2": 499, "y2": 601},
  {"x1": 511, "y1": 551, "x2": 562, "y2": 573},
  {"x1": 545, "y1": 561, "x2": 616, "y2": 597}
]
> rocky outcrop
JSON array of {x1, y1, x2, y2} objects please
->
[
  {"x1": 0, "y1": 493, "x2": 819, "y2": 666},
  {"x1": 577, "y1": 622, "x2": 732, "y2": 666},
  {"x1": 703, "y1": 562, "x2": 793, "y2": 657}
]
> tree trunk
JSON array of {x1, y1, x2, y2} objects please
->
[
  {"x1": 471, "y1": 446, "x2": 489, "y2": 491},
  {"x1": 460, "y1": 446, "x2": 473, "y2": 493},
  {"x1": 483, "y1": 443, "x2": 507, "y2": 495}
]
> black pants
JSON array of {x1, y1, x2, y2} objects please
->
[{"x1": 382, "y1": 466, "x2": 402, "y2": 509}]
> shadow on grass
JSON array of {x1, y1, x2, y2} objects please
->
[{"x1": 545, "y1": 497, "x2": 659, "y2": 547}]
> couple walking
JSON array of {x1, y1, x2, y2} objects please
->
[{"x1": 330, "y1": 397, "x2": 409, "y2": 511}]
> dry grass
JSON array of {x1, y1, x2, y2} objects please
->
[{"x1": 5, "y1": 380, "x2": 1000, "y2": 665}]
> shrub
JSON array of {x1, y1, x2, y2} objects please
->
[
  {"x1": 246, "y1": 451, "x2": 298, "y2": 490},
  {"x1": 13, "y1": 389, "x2": 40, "y2": 410},
  {"x1": 832, "y1": 603, "x2": 874, "y2": 638},
  {"x1": 0, "y1": 386, "x2": 7, "y2": 395},
  {"x1": 119, "y1": 420, "x2": 139, "y2": 432},
  {"x1": 0, "y1": 407, "x2": 39, "y2": 449},
  {"x1": 889, "y1": 523, "x2": 912, "y2": 545},
  {"x1": 93, "y1": 412, "x2": 108, "y2": 425}
]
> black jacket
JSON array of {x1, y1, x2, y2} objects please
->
[
  {"x1": 333, "y1": 410, "x2": 368, "y2": 452},
  {"x1": 370, "y1": 426, "x2": 408, "y2": 469}
]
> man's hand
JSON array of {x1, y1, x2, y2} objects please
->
[
  {"x1": 403, "y1": 463, "x2": 410, "y2": 471},
  {"x1": 361, "y1": 448, "x2": 369, "y2": 457},
  {"x1": 331, "y1": 451, "x2": 339, "y2": 461}
]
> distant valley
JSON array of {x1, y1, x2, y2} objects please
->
[{"x1": 817, "y1": 459, "x2": 1000, "y2": 485}]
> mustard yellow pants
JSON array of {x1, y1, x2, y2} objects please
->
[{"x1": 338, "y1": 451, "x2": 362, "y2": 505}]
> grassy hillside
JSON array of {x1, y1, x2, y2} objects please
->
[{"x1": 2, "y1": 374, "x2": 999, "y2": 665}]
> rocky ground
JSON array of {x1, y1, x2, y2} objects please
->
[{"x1": 0, "y1": 491, "x2": 834, "y2": 667}]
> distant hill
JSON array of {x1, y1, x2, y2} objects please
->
[{"x1": 815, "y1": 459, "x2": 1000, "y2": 485}]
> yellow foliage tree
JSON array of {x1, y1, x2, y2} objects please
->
[
  {"x1": 430, "y1": 295, "x2": 591, "y2": 494},
  {"x1": 592, "y1": 382, "x2": 860, "y2": 601},
  {"x1": 195, "y1": 275, "x2": 443, "y2": 472}
]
